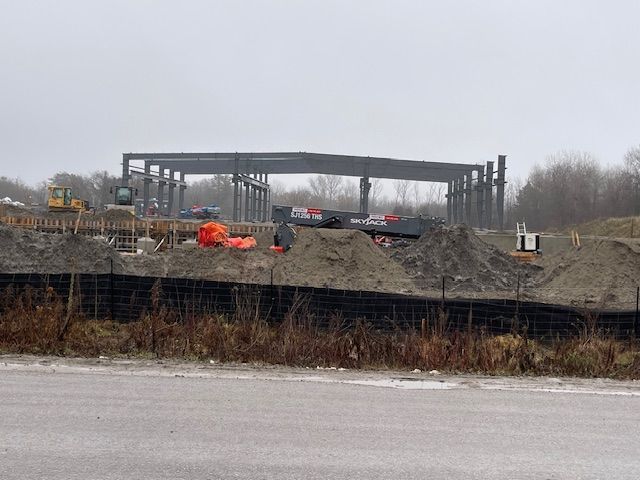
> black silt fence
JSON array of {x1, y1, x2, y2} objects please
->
[{"x1": 0, "y1": 271, "x2": 637, "y2": 340}]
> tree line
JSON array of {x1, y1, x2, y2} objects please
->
[{"x1": 513, "y1": 147, "x2": 640, "y2": 230}]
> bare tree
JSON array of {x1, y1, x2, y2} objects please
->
[
  {"x1": 308, "y1": 175, "x2": 343, "y2": 207},
  {"x1": 624, "y1": 145, "x2": 640, "y2": 214},
  {"x1": 393, "y1": 179, "x2": 411, "y2": 207},
  {"x1": 368, "y1": 178, "x2": 384, "y2": 209}
]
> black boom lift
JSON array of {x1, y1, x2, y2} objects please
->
[{"x1": 272, "y1": 205, "x2": 444, "y2": 251}]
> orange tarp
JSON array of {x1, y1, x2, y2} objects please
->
[
  {"x1": 198, "y1": 222, "x2": 256, "y2": 249},
  {"x1": 198, "y1": 222, "x2": 229, "y2": 247}
]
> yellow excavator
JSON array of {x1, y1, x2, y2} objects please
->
[{"x1": 47, "y1": 185, "x2": 88, "y2": 212}]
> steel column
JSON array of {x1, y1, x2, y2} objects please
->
[
  {"x1": 257, "y1": 173, "x2": 263, "y2": 221},
  {"x1": 451, "y1": 180, "x2": 458, "y2": 224},
  {"x1": 464, "y1": 173, "x2": 472, "y2": 225},
  {"x1": 167, "y1": 170, "x2": 175, "y2": 217},
  {"x1": 178, "y1": 172, "x2": 186, "y2": 212},
  {"x1": 496, "y1": 155, "x2": 506, "y2": 231},
  {"x1": 359, "y1": 177, "x2": 371, "y2": 213},
  {"x1": 446, "y1": 180, "x2": 453, "y2": 225},
  {"x1": 485, "y1": 161, "x2": 494, "y2": 229},
  {"x1": 262, "y1": 174, "x2": 269, "y2": 221},
  {"x1": 157, "y1": 167, "x2": 166, "y2": 216},
  {"x1": 121, "y1": 155, "x2": 130, "y2": 185},
  {"x1": 475, "y1": 169, "x2": 485, "y2": 230},
  {"x1": 244, "y1": 181, "x2": 250, "y2": 222},
  {"x1": 458, "y1": 177, "x2": 464, "y2": 223},
  {"x1": 143, "y1": 162, "x2": 151, "y2": 216}
]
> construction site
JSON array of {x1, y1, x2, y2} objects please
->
[{"x1": 0, "y1": 152, "x2": 639, "y2": 326}]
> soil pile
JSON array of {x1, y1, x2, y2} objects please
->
[
  {"x1": 272, "y1": 229, "x2": 417, "y2": 293},
  {"x1": 95, "y1": 209, "x2": 136, "y2": 222},
  {"x1": 124, "y1": 247, "x2": 274, "y2": 284},
  {"x1": 0, "y1": 204, "x2": 36, "y2": 217},
  {"x1": 0, "y1": 223, "x2": 122, "y2": 273},
  {"x1": 534, "y1": 239, "x2": 640, "y2": 308},
  {"x1": 392, "y1": 224, "x2": 534, "y2": 293}
]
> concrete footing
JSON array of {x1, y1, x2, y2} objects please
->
[{"x1": 137, "y1": 237, "x2": 156, "y2": 254}]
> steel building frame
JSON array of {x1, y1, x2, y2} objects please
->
[{"x1": 121, "y1": 152, "x2": 507, "y2": 228}]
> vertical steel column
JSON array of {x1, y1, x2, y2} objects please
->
[
  {"x1": 244, "y1": 180, "x2": 250, "y2": 222},
  {"x1": 232, "y1": 155, "x2": 240, "y2": 222},
  {"x1": 464, "y1": 173, "x2": 472, "y2": 225},
  {"x1": 485, "y1": 161, "x2": 494, "y2": 229},
  {"x1": 496, "y1": 155, "x2": 506, "y2": 231},
  {"x1": 451, "y1": 180, "x2": 458, "y2": 224},
  {"x1": 457, "y1": 177, "x2": 464, "y2": 224},
  {"x1": 476, "y1": 168, "x2": 485, "y2": 230},
  {"x1": 359, "y1": 177, "x2": 371, "y2": 213},
  {"x1": 262, "y1": 174, "x2": 269, "y2": 221},
  {"x1": 446, "y1": 180, "x2": 453, "y2": 225},
  {"x1": 167, "y1": 170, "x2": 175, "y2": 217},
  {"x1": 257, "y1": 173, "x2": 263, "y2": 222},
  {"x1": 143, "y1": 162, "x2": 150, "y2": 216},
  {"x1": 121, "y1": 154, "x2": 130, "y2": 185},
  {"x1": 251, "y1": 186, "x2": 257, "y2": 221},
  {"x1": 157, "y1": 167, "x2": 166, "y2": 216},
  {"x1": 178, "y1": 172, "x2": 186, "y2": 212}
]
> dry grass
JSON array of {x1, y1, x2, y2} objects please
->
[
  {"x1": 567, "y1": 215, "x2": 640, "y2": 238},
  {"x1": 1, "y1": 287, "x2": 639, "y2": 379}
]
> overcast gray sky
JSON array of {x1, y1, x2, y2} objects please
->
[{"x1": 1, "y1": 0, "x2": 639, "y2": 187}]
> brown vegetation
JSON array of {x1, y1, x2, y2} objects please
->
[{"x1": 1, "y1": 287, "x2": 638, "y2": 379}]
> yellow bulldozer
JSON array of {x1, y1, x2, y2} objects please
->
[{"x1": 47, "y1": 185, "x2": 88, "y2": 212}]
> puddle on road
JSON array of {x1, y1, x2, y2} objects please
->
[{"x1": 343, "y1": 378, "x2": 457, "y2": 390}]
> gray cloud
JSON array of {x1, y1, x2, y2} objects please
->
[{"x1": 0, "y1": 0, "x2": 638, "y2": 186}]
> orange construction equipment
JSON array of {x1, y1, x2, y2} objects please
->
[{"x1": 197, "y1": 222, "x2": 256, "y2": 249}]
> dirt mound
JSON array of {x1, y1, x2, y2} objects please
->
[
  {"x1": 0, "y1": 204, "x2": 36, "y2": 217},
  {"x1": 250, "y1": 229, "x2": 276, "y2": 251},
  {"x1": 0, "y1": 223, "x2": 122, "y2": 273},
  {"x1": 392, "y1": 224, "x2": 534, "y2": 292},
  {"x1": 95, "y1": 209, "x2": 136, "y2": 222},
  {"x1": 123, "y1": 246, "x2": 274, "y2": 284},
  {"x1": 534, "y1": 239, "x2": 640, "y2": 308},
  {"x1": 272, "y1": 229, "x2": 417, "y2": 293}
]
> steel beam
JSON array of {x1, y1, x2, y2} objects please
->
[{"x1": 125, "y1": 152, "x2": 483, "y2": 182}]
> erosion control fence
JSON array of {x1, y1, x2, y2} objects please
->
[{"x1": 0, "y1": 270, "x2": 638, "y2": 340}]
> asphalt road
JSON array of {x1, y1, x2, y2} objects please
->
[{"x1": 1, "y1": 358, "x2": 639, "y2": 479}]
